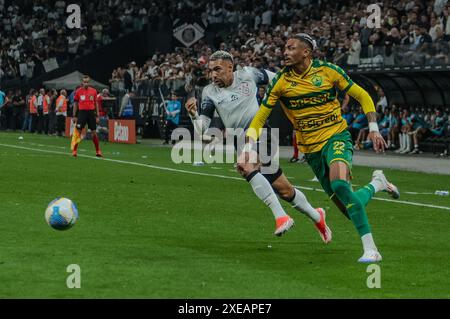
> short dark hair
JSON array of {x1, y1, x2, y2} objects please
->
[
  {"x1": 291, "y1": 33, "x2": 316, "y2": 50},
  {"x1": 209, "y1": 50, "x2": 234, "y2": 64}
]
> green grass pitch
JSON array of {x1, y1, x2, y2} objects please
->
[{"x1": 0, "y1": 132, "x2": 449, "y2": 298}]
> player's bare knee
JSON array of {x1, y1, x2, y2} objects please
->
[{"x1": 278, "y1": 186, "x2": 295, "y2": 201}]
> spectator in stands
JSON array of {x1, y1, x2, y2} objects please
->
[
  {"x1": 11, "y1": 88, "x2": 25, "y2": 131},
  {"x1": 163, "y1": 91, "x2": 181, "y2": 145},
  {"x1": 376, "y1": 90, "x2": 388, "y2": 112},
  {"x1": 407, "y1": 111, "x2": 428, "y2": 154},
  {"x1": 256, "y1": 86, "x2": 266, "y2": 105},
  {"x1": 341, "y1": 104, "x2": 354, "y2": 126},
  {"x1": 348, "y1": 106, "x2": 368, "y2": 147},
  {"x1": 410, "y1": 108, "x2": 446, "y2": 154},
  {"x1": 67, "y1": 31, "x2": 81, "y2": 60},
  {"x1": 29, "y1": 89, "x2": 38, "y2": 133},
  {"x1": 109, "y1": 68, "x2": 124, "y2": 97},
  {"x1": 379, "y1": 107, "x2": 391, "y2": 142},
  {"x1": 387, "y1": 107, "x2": 401, "y2": 150},
  {"x1": 119, "y1": 90, "x2": 135, "y2": 118},
  {"x1": 123, "y1": 63, "x2": 134, "y2": 93},
  {"x1": 1, "y1": 90, "x2": 13, "y2": 130},
  {"x1": 22, "y1": 88, "x2": 33, "y2": 132},
  {"x1": 347, "y1": 32, "x2": 361, "y2": 66},
  {"x1": 47, "y1": 89, "x2": 58, "y2": 135},
  {"x1": 0, "y1": 87, "x2": 7, "y2": 130},
  {"x1": 396, "y1": 109, "x2": 413, "y2": 154},
  {"x1": 36, "y1": 88, "x2": 44, "y2": 134},
  {"x1": 414, "y1": 25, "x2": 433, "y2": 64},
  {"x1": 97, "y1": 89, "x2": 113, "y2": 141}
]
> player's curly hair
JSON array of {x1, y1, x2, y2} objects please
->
[{"x1": 209, "y1": 50, "x2": 234, "y2": 64}]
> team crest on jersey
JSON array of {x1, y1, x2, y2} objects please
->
[
  {"x1": 290, "y1": 81, "x2": 298, "y2": 87},
  {"x1": 311, "y1": 75, "x2": 323, "y2": 87},
  {"x1": 238, "y1": 82, "x2": 251, "y2": 96}
]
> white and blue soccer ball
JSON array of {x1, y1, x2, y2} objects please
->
[{"x1": 45, "y1": 197, "x2": 78, "y2": 230}]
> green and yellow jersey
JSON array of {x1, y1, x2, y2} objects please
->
[{"x1": 247, "y1": 59, "x2": 375, "y2": 153}]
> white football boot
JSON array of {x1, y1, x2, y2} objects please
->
[
  {"x1": 372, "y1": 170, "x2": 400, "y2": 199},
  {"x1": 358, "y1": 250, "x2": 383, "y2": 263}
]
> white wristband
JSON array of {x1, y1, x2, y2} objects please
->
[{"x1": 369, "y1": 122, "x2": 379, "y2": 132}]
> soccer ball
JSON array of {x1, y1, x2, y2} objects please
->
[{"x1": 45, "y1": 197, "x2": 79, "y2": 230}]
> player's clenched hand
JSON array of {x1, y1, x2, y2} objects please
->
[
  {"x1": 185, "y1": 97, "x2": 197, "y2": 116},
  {"x1": 368, "y1": 131, "x2": 387, "y2": 153}
]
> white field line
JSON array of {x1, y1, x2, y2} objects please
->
[{"x1": 1, "y1": 142, "x2": 449, "y2": 211}]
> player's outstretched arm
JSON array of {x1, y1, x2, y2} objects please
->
[
  {"x1": 185, "y1": 97, "x2": 211, "y2": 136},
  {"x1": 347, "y1": 84, "x2": 387, "y2": 153}
]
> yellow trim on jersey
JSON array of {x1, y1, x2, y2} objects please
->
[{"x1": 248, "y1": 60, "x2": 362, "y2": 153}]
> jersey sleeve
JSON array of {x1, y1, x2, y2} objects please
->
[
  {"x1": 243, "y1": 66, "x2": 270, "y2": 85},
  {"x1": 261, "y1": 72, "x2": 284, "y2": 108},
  {"x1": 328, "y1": 63, "x2": 354, "y2": 92},
  {"x1": 347, "y1": 84, "x2": 376, "y2": 114},
  {"x1": 199, "y1": 87, "x2": 216, "y2": 119}
]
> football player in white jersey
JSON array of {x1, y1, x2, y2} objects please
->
[{"x1": 185, "y1": 51, "x2": 331, "y2": 242}]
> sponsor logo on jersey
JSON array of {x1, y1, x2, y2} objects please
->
[
  {"x1": 296, "y1": 113, "x2": 339, "y2": 131},
  {"x1": 286, "y1": 92, "x2": 333, "y2": 108}
]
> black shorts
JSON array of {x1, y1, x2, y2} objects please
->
[{"x1": 76, "y1": 110, "x2": 97, "y2": 131}]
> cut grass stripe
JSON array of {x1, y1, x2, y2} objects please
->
[{"x1": 1, "y1": 142, "x2": 449, "y2": 211}]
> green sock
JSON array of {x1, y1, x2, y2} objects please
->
[
  {"x1": 330, "y1": 179, "x2": 372, "y2": 237},
  {"x1": 354, "y1": 184, "x2": 375, "y2": 207}
]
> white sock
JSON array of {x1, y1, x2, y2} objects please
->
[
  {"x1": 405, "y1": 134, "x2": 411, "y2": 151},
  {"x1": 361, "y1": 233, "x2": 378, "y2": 252},
  {"x1": 398, "y1": 133, "x2": 404, "y2": 150},
  {"x1": 290, "y1": 188, "x2": 320, "y2": 223},
  {"x1": 369, "y1": 179, "x2": 384, "y2": 193},
  {"x1": 248, "y1": 172, "x2": 286, "y2": 219}
]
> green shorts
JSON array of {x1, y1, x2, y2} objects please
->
[{"x1": 304, "y1": 130, "x2": 354, "y2": 197}]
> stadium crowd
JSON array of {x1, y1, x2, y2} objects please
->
[
  {"x1": 0, "y1": 0, "x2": 152, "y2": 83},
  {"x1": 3, "y1": 0, "x2": 450, "y2": 84},
  {"x1": 345, "y1": 97, "x2": 450, "y2": 155}
]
